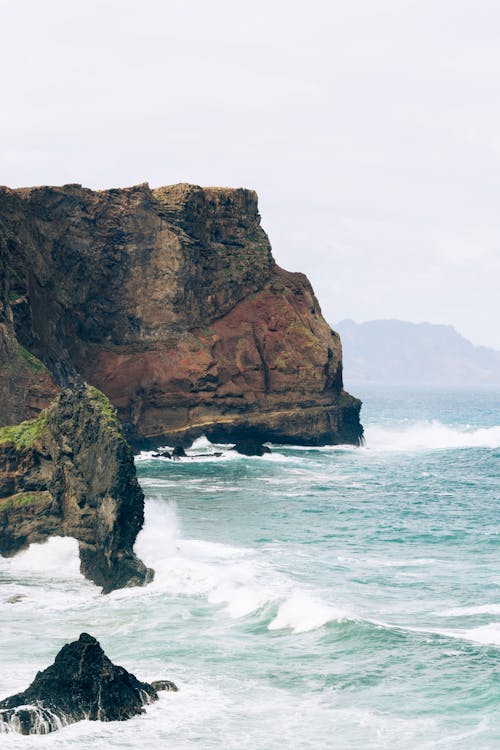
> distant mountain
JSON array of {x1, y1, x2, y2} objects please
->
[{"x1": 335, "y1": 319, "x2": 500, "y2": 385}]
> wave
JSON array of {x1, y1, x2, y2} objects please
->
[
  {"x1": 421, "y1": 622, "x2": 500, "y2": 648},
  {"x1": 363, "y1": 421, "x2": 500, "y2": 452},
  {"x1": 132, "y1": 499, "x2": 353, "y2": 631},
  {"x1": 4, "y1": 537, "x2": 83, "y2": 580},
  {"x1": 434, "y1": 604, "x2": 500, "y2": 617},
  {"x1": 268, "y1": 594, "x2": 352, "y2": 633}
]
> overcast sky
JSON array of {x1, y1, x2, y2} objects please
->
[{"x1": 1, "y1": 0, "x2": 499, "y2": 348}]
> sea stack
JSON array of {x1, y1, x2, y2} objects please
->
[
  {"x1": 0, "y1": 386, "x2": 153, "y2": 593},
  {"x1": 0, "y1": 633, "x2": 177, "y2": 734}
]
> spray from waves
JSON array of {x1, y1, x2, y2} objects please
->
[
  {"x1": 0, "y1": 537, "x2": 97, "y2": 611},
  {"x1": 363, "y1": 421, "x2": 500, "y2": 452},
  {"x1": 135, "y1": 435, "x2": 291, "y2": 464},
  {"x1": 260, "y1": 421, "x2": 500, "y2": 454},
  {"x1": 133, "y1": 498, "x2": 355, "y2": 631},
  {"x1": 4, "y1": 537, "x2": 83, "y2": 580}
]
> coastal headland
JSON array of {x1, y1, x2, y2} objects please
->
[{"x1": 0, "y1": 182, "x2": 363, "y2": 594}]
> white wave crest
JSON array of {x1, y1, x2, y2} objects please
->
[
  {"x1": 364, "y1": 421, "x2": 500, "y2": 452},
  {"x1": 431, "y1": 622, "x2": 500, "y2": 647},
  {"x1": 268, "y1": 594, "x2": 351, "y2": 633},
  {"x1": 435, "y1": 603, "x2": 500, "y2": 617}
]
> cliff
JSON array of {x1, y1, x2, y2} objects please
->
[
  {"x1": 0, "y1": 386, "x2": 152, "y2": 593},
  {"x1": 0, "y1": 245, "x2": 58, "y2": 427},
  {"x1": 0, "y1": 182, "x2": 363, "y2": 447}
]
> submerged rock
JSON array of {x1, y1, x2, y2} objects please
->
[
  {"x1": 231, "y1": 439, "x2": 272, "y2": 456},
  {"x1": 0, "y1": 633, "x2": 177, "y2": 735}
]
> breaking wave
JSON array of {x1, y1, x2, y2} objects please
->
[{"x1": 363, "y1": 421, "x2": 500, "y2": 452}]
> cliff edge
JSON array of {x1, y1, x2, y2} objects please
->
[{"x1": 0, "y1": 182, "x2": 363, "y2": 447}]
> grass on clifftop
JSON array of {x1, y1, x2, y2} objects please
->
[
  {"x1": 86, "y1": 385, "x2": 123, "y2": 432},
  {"x1": 0, "y1": 410, "x2": 50, "y2": 450}
]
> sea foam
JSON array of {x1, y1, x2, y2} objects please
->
[{"x1": 364, "y1": 420, "x2": 500, "y2": 452}]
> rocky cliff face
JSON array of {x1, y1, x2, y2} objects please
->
[
  {"x1": 0, "y1": 244, "x2": 58, "y2": 427},
  {"x1": 0, "y1": 386, "x2": 152, "y2": 593},
  {"x1": 0, "y1": 182, "x2": 363, "y2": 447}
]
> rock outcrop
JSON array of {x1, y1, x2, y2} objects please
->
[
  {"x1": 0, "y1": 633, "x2": 177, "y2": 735},
  {"x1": 0, "y1": 182, "x2": 363, "y2": 448},
  {"x1": 0, "y1": 386, "x2": 152, "y2": 593}
]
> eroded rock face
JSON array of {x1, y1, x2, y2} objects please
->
[
  {"x1": 0, "y1": 182, "x2": 363, "y2": 447},
  {"x1": 0, "y1": 387, "x2": 152, "y2": 593},
  {"x1": 0, "y1": 633, "x2": 177, "y2": 735},
  {"x1": 0, "y1": 246, "x2": 58, "y2": 428}
]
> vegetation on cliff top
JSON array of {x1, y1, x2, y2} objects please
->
[
  {"x1": 86, "y1": 385, "x2": 120, "y2": 425},
  {"x1": 0, "y1": 385, "x2": 123, "y2": 451},
  {"x1": 0, "y1": 410, "x2": 50, "y2": 450}
]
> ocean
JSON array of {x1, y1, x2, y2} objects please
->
[{"x1": 1, "y1": 384, "x2": 499, "y2": 748}]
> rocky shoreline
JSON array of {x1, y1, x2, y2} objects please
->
[{"x1": 0, "y1": 181, "x2": 363, "y2": 732}]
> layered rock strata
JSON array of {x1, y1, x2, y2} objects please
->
[
  {"x1": 0, "y1": 386, "x2": 152, "y2": 592},
  {"x1": 0, "y1": 182, "x2": 363, "y2": 447},
  {"x1": 0, "y1": 633, "x2": 177, "y2": 734}
]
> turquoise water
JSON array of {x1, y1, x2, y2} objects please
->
[{"x1": 1, "y1": 385, "x2": 499, "y2": 748}]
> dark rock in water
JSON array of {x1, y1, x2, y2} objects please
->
[
  {"x1": 0, "y1": 633, "x2": 177, "y2": 735},
  {"x1": 151, "y1": 680, "x2": 178, "y2": 692},
  {"x1": 231, "y1": 439, "x2": 271, "y2": 456},
  {"x1": 152, "y1": 450, "x2": 172, "y2": 459},
  {"x1": 172, "y1": 446, "x2": 187, "y2": 459}
]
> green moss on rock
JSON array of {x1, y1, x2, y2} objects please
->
[
  {"x1": 18, "y1": 345, "x2": 47, "y2": 373},
  {"x1": 0, "y1": 410, "x2": 50, "y2": 450},
  {"x1": 86, "y1": 385, "x2": 122, "y2": 432},
  {"x1": 0, "y1": 491, "x2": 51, "y2": 510}
]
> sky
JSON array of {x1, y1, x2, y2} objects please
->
[{"x1": 1, "y1": 0, "x2": 499, "y2": 348}]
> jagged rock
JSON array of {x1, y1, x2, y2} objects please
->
[
  {"x1": 231, "y1": 439, "x2": 271, "y2": 456},
  {"x1": 0, "y1": 182, "x2": 363, "y2": 448},
  {"x1": 0, "y1": 633, "x2": 177, "y2": 735},
  {"x1": 0, "y1": 386, "x2": 153, "y2": 593}
]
